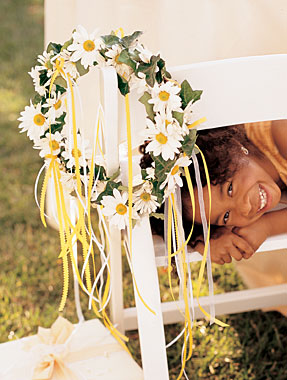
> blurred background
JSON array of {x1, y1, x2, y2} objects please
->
[{"x1": 0, "y1": 0, "x2": 286, "y2": 378}]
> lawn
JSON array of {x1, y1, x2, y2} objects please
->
[{"x1": 0, "y1": 1, "x2": 286, "y2": 379}]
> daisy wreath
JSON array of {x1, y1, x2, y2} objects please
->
[{"x1": 19, "y1": 26, "x2": 224, "y2": 377}]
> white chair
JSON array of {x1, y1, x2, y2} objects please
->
[{"x1": 100, "y1": 54, "x2": 287, "y2": 379}]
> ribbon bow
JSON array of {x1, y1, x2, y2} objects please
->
[{"x1": 30, "y1": 317, "x2": 79, "y2": 380}]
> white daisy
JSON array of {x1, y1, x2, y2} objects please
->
[
  {"x1": 36, "y1": 50, "x2": 54, "y2": 77},
  {"x1": 54, "y1": 50, "x2": 79, "y2": 80},
  {"x1": 101, "y1": 188, "x2": 129, "y2": 230},
  {"x1": 133, "y1": 183, "x2": 159, "y2": 214},
  {"x1": 18, "y1": 101, "x2": 49, "y2": 142},
  {"x1": 129, "y1": 72, "x2": 147, "y2": 95},
  {"x1": 145, "y1": 118, "x2": 183, "y2": 161},
  {"x1": 160, "y1": 155, "x2": 191, "y2": 193},
  {"x1": 59, "y1": 170, "x2": 78, "y2": 194},
  {"x1": 133, "y1": 43, "x2": 152, "y2": 63},
  {"x1": 34, "y1": 131, "x2": 62, "y2": 158},
  {"x1": 105, "y1": 44, "x2": 133, "y2": 79},
  {"x1": 148, "y1": 81, "x2": 182, "y2": 117},
  {"x1": 29, "y1": 67, "x2": 47, "y2": 96},
  {"x1": 61, "y1": 134, "x2": 92, "y2": 169},
  {"x1": 42, "y1": 92, "x2": 67, "y2": 120},
  {"x1": 68, "y1": 25, "x2": 103, "y2": 69}
]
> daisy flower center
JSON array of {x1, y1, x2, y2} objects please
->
[
  {"x1": 165, "y1": 120, "x2": 171, "y2": 127},
  {"x1": 33, "y1": 114, "x2": 45, "y2": 126},
  {"x1": 156, "y1": 132, "x2": 168, "y2": 145},
  {"x1": 159, "y1": 91, "x2": 170, "y2": 102},
  {"x1": 49, "y1": 140, "x2": 60, "y2": 151},
  {"x1": 72, "y1": 148, "x2": 82, "y2": 158},
  {"x1": 83, "y1": 40, "x2": 95, "y2": 52},
  {"x1": 116, "y1": 203, "x2": 127, "y2": 215},
  {"x1": 54, "y1": 99, "x2": 62, "y2": 110},
  {"x1": 171, "y1": 165, "x2": 179, "y2": 175},
  {"x1": 140, "y1": 192, "x2": 151, "y2": 202}
]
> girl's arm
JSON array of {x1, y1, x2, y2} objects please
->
[
  {"x1": 233, "y1": 208, "x2": 287, "y2": 252},
  {"x1": 271, "y1": 120, "x2": 287, "y2": 159}
]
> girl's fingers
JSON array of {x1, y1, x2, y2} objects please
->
[
  {"x1": 229, "y1": 245, "x2": 243, "y2": 261},
  {"x1": 222, "y1": 254, "x2": 232, "y2": 264},
  {"x1": 232, "y1": 234, "x2": 254, "y2": 257}
]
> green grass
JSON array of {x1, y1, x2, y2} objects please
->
[{"x1": 0, "y1": 1, "x2": 286, "y2": 379}]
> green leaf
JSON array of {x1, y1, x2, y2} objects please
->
[
  {"x1": 75, "y1": 60, "x2": 89, "y2": 76},
  {"x1": 32, "y1": 93, "x2": 43, "y2": 105},
  {"x1": 61, "y1": 38, "x2": 73, "y2": 51},
  {"x1": 137, "y1": 54, "x2": 161, "y2": 87},
  {"x1": 49, "y1": 123, "x2": 63, "y2": 135},
  {"x1": 138, "y1": 92, "x2": 155, "y2": 121},
  {"x1": 141, "y1": 169, "x2": 148, "y2": 180},
  {"x1": 55, "y1": 112, "x2": 66, "y2": 124},
  {"x1": 101, "y1": 34, "x2": 120, "y2": 47},
  {"x1": 151, "y1": 180, "x2": 164, "y2": 205},
  {"x1": 39, "y1": 71, "x2": 50, "y2": 86},
  {"x1": 179, "y1": 80, "x2": 203, "y2": 109},
  {"x1": 172, "y1": 111, "x2": 184, "y2": 126},
  {"x1": 181, "y1": 129, "x2": 197, "y2": 156},
  {"x1": 109, "y1": 167, "x2": 121, "y2": 182},
  {"x1": 55, "y1": 85, "x2": 66, "y2": 94},
  {"x1": 118, "y1": 185, "x2": 129, "y2": 192},
  {"x1": 120, "y1": 31, "x2": 143, "y2": 48},
  {"x1": 47, "y1": 42, "x2": 62, "y2": 54},
  {"x1": 94, "y1": 165, "x2": 106, "y2": 181},
  {"x1": 152, "y1": 153, "x2": 176, "y2": 183},
  {"x1": 150, "y1": 212, "x2": 164, "y2": 220},
  {"x1": 117, "y1": 49, "x2": 136, "y2": 71},
  {"x1": 96, "y1": 181, "x2": 121, "y2": 204},
  {"x1": 54, "y1": 75, "x2": 67, "y2": 88},
  {"x1": 117, "y1": 74, "x2": 130, "y2": 96}
]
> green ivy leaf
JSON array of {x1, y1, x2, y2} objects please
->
[
  {"x1": 151, "y1": 180, "x2": 164, "y2": 205},
  {"x1": 172, "y1": 111, "x2": 184, "y2": 126},
  {"x1": 47, "y1": 42, "x2": 62, "y2": 54},
  {"x1": 32, "y1": 93, "x2": 44, "y2": 105},
  {"x1": 75, "y1": 60, "x2": 89, "y2": 76},
  {"x1": 54, "y1": 75, "x2": 67, "y2": 88},
  {"x1": 56, "y1": 112, "x2": 66, "y2": 124},
  {"x1": 61, "y1": 38, "x2": 73, "y2": 51},
  {"x1": 152, "y1": 153, "x2": 176, "y2": 183},
  {"x1": 96, "y1": 181, "x2": 121, "y2": 204},
  {"x1": 137, "y1": 55, "x2": 161, "y2": 87},
  {"x1": 109, "y1": 167, "x2": 121, "y2": 182},
  {"x1": 117, "y1": 74, "x2": 130, "y2": 96},
  {"x1": 139, "y1": 91, "x2": 155, "y2": 121},
  {"x1": 94, "y1": 165, "x2": 106, "y2": 181},
  {"x1": 120, "y1": 31, "x2": 143, "y2": 48},
  {"x1": 150, "y1": 212, "x2": 164, "y2": 220},
  {"x1": 117, "y1": 49, "x2": 136, "y2": 71},
  {"x1": 39, "y1": 72, "x2": 50, "y2": 86},
  {"x1": 181, "y1": 129, "x2": 197, "y2": 156},
  {"x1": 101, "y1": 34, "x2": 120, "y2": 47},
  {"x1": 179, "y1": 80, "x2": 203, "y2": 109},
  {"x1": 55, "y1": 85, "x2": 66, "y2": 94}
]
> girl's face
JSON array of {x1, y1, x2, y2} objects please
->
[{"x1": 186, "y1": 156, "x2": 282, "y2": 227}]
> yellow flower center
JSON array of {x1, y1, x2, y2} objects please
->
[
  {"x1": 165, "y1": 120, "x2": 171, "y2": 127},
  {"x1": 33, "y1": 114, "x2": 45, "y2": 126},
  {"x1": 140, "y1": 192, "x2": 151, "y2": 202},
  {"x1": 155, "y1": 133, "x2": 168, "y2": 145},
  {"x1": 49, "y1": 140, "x2": 60, "y2": 151},
  {"x1": 72, "y1": 148, "x2": 82, "y2": 158},
  {"x1": 54, "y1": 99, "x2": 62, "y2": 110},
  {"x1": 83, "y1": 40, "x2": 95, "y2": 52},
  {"x1": 171, "y1": 165, "x2": 179, "y2": 175},
  {"x1": 159, "y1": 91, "x2": 170, "y2": 102},
  {"x1": 116, "y1": 203, "x2": 127, "y2": 215}
]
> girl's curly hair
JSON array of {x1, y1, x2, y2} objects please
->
[{"x1": 140, "y1": 125, "x2": 263, "y2": 241}]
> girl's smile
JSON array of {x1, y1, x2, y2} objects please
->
[{"x1": 185, "y1": 155, "x2": 282, "y2": 227}]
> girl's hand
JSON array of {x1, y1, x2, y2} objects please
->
[
  {"x1": 194, "y1": 227, "x2": 254, "y2": 265},
  {"x1": 233, "y1": 217, "x2": 270, "y2": 252}
]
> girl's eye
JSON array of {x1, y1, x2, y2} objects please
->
[
  {"x1": 228, "y1": 182, "x2": 233, "y2": 196},
  {"x1": 223, "y1": 211, "x2": 230, "y2": 225}
]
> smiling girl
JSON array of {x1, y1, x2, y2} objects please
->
[{"x1": 181, "y1": 120, "x2": 287, "y2": 265}]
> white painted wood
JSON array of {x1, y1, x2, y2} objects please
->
[
  {"x1": 99, "y1": 67, "x2": 124, "y2": 333},
  {"x1": 123, "y1": 284, "x2": 287, "y2": 330},
  {"x1": 131, "y1": 217, "x2": 169, "y2": 380}
]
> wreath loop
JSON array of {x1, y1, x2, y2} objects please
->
[{"x1": 19, "y1": 25, "x2": 202, "y2": 230}]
